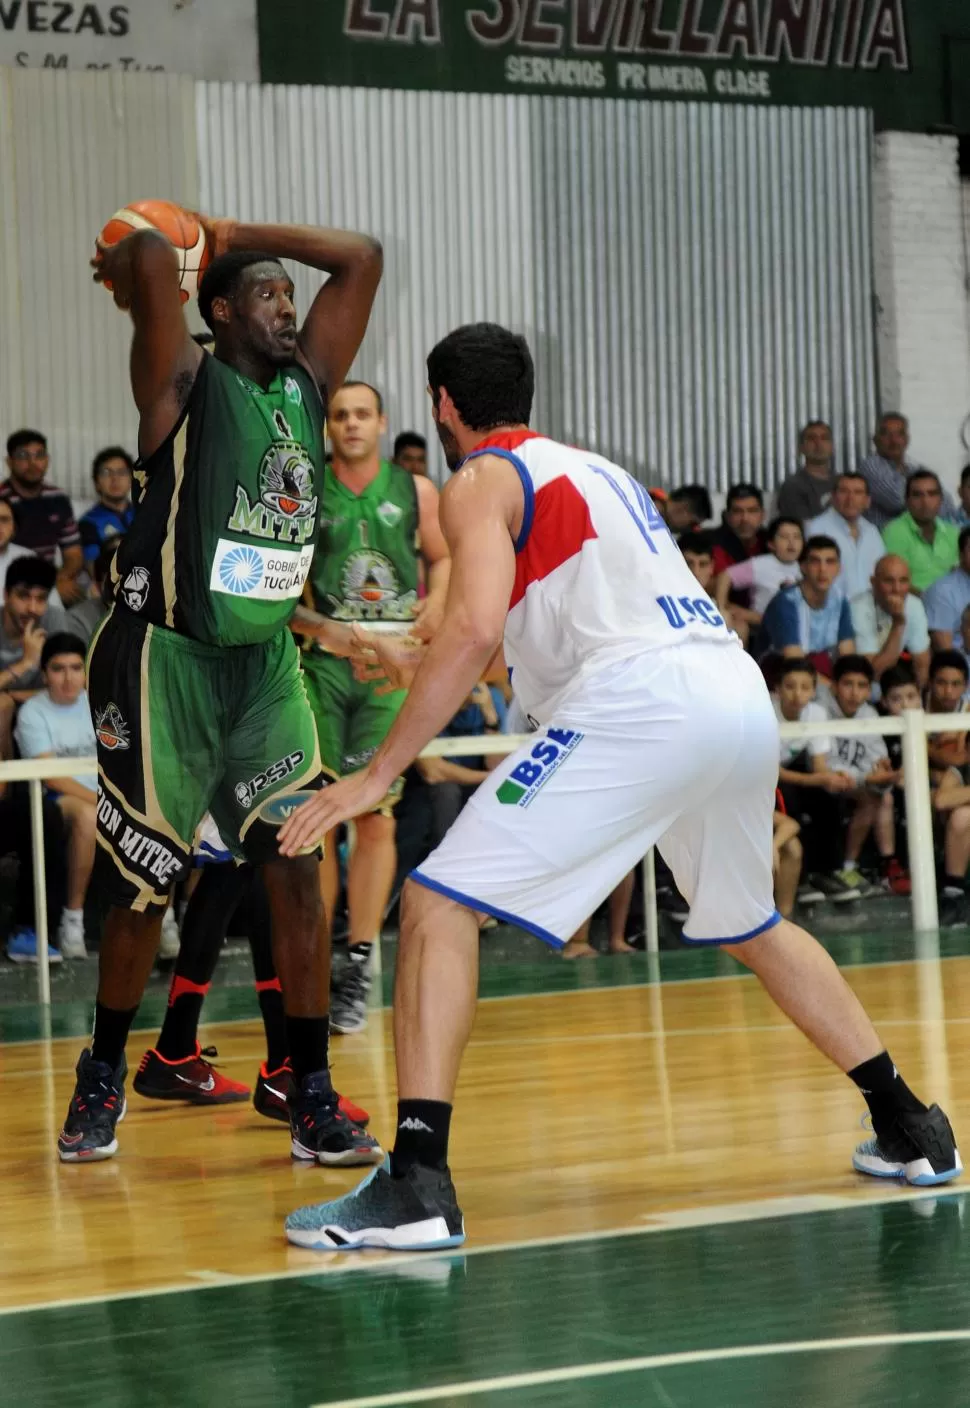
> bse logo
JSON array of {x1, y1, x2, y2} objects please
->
[
  {"x1": 496, "y1": 729, "x2": 583, "y2": 808},
  {"x1": 219, "y1": 545, "x2": 264, "y2": 595}
]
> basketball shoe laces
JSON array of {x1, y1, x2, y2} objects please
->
[{"x1": 75, "y1": 1063, "x2": 122, "y2": 1121}]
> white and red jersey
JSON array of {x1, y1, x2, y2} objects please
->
[{"x1": 465, "y1": 430, "x2": 735, "y2": 723}]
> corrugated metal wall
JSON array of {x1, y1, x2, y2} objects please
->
[
  {"x1": 0, "y1": 70, "x2": 199, "y2": 499},
  {"x1": 197, "y1": 85, "x2": 875, "y2": 490}
]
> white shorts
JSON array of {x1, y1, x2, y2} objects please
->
[{"x1": 411, "y1": 641, "x2": 780, "y2": 948}]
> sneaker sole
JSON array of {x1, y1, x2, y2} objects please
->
[
  {"x1": 285, "y1": 1217, "x2": 465, "y2": 1252},
  {"x1": 133, "y1": 1079, "x2": 250, "y2": 1105},
  {"x1": 254, "y1": 1096, "x2": 290, "y2": 1124},
  {"x1": 291, "y1": 1137, "x2": 385, "y2": 1167},
  {"x1": 853, "y1": 1148, "x2": 963, "y2": 1186},
  {"x1": 331, "y1": 1017, "x2": 368, "y2": 1035},
  {"x1": 57, "y1": 1099, "x2": 126, "y2": 1163}
]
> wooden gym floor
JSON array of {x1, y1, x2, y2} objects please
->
[{"x1": 2, "y1": 931, "x2": 970, "y2": 1405}]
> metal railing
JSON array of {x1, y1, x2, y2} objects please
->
[{"x1": 3, "y1": 707, "x2": 968, "y2": 1005}]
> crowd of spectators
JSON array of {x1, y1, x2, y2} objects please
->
[{"x1": 659, "y1": 410, "x2": 970, "y2": 926}]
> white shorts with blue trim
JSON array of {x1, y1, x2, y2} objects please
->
[{"x1": 411, "y1": 641, "x2": 780, "y2": 948}]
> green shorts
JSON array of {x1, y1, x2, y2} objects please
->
[
  {"x1": 302, "y1": 648, "x2": 406, "y2": 816},
  {"x1": 89, "y1": 609, "x2": 324, "y2": 911}
]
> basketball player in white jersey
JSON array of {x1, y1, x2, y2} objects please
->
[{"x1": 280, "y1": 323, "x2": 960, "y2": 1251}]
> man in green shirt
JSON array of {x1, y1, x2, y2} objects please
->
[
  {"x1": 304, "y1": 382, "x2": 449, "y2": 1033},
  {"x1": 882, "y1": 471, "x2": 959, "y2": 594}
]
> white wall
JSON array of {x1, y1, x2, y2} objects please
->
[{"x1": 872, "y1": 133, "x2": 970, "y2": 490}]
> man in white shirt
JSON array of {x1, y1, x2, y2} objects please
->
[
  {"x1": 808, "y1": 472, "x2": 885, "y2": 600},
  {"x1": 850, "y1": 554, "x2": 931, "y2": 688}
]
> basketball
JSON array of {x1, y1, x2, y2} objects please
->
[{"x1": 96, "y1": 199, "x2": 211, "y2": 304}]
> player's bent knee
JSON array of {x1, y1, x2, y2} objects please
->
[{"x1": 400, "y1": 876, "x2": 486, "y2": 934}]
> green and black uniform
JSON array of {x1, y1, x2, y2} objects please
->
[
  {"x1": 90, "y1": 353, "x2": 327, "y2": 911},
  {"x1": 303, "y1": 459, "x2": 418, "y2": 814}
]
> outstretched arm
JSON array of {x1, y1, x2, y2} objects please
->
[
  {"x1": 278, "y1": 456, "x2": 522, "y2": 854},
  {"x1": 208, "y1": 219, "x2": 383, "y2": 394}
]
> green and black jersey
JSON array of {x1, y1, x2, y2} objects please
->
[
  {"x1": 110, "y1": 354, "x2": 326, "y2": 647},
  {"x1": 309, "y1": 459, "x2": 419, "y2": 627}
]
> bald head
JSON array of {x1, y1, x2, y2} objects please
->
[{"x1": 872, "y1": 554, "x2": 911, "y2": 613}]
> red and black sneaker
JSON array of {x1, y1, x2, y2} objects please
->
[
  {"x1": 133, "y1": 1044, "x2": 250, "y2": 1105},
  {"x1": 290, "y1": 1071, "x2": 383, "y2": 1167},
  {"x1": 254, "y1": 1059, "x2": 370, "y2": 1127},
  {"x1": 881, "y1": 857, "x2": 912, "y2": 897}
]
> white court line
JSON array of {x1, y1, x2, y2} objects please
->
[
  {"x1": 0, "y1": 1182, "x2": 963, "y2": 1321},
  {"x1": 312, "y1": 1331, "x2": 970, "y2": 1408}
]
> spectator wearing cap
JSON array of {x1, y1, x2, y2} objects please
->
[
  {"x1": 0, "y1": 429, "x2": 84, "y2": 605},
  {"x1": 776, "y1": 420, "x2": 837, "y2": 522},
  {"x1": 78, "y1": 447, "x2": 134, "y2": 563},
  {"x1": 924, "y1": 527, "x2": 970, "y2": 652},
  {"x1": 761, "y1": 535, "x2": 855, "y2": 676},
  {"x1": 393, "y1": 432, "x2": 428, "y2": 478},
  {"x1": 807, "y1": 472, "x2": 885, "y2": 600},
  {"x1": 859, "y1": 412, "x2": 957, "y2": 531},
  {"x1": 881, "y1": 470, "x2": 959, "y2": 595},
  {"x1": 850, "y1": 554, "x2": 930, "y2": 688},
  {"x1": 664, "y1": 484, "x2": 712, "y2": 534}
]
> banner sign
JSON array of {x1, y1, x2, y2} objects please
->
[
  {"x1": 259, "y1": 1, "x2": 969, "y2": 131},
  {"x1": 0, "y1": 0, "x2": 259, "y2": 79}
]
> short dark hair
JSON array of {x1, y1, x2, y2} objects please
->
[
  {"x1": 880, "y1": 663, "x2": 918, "y2": 696},
  {"x1": 197, "y1": 251, "x2": 286, "y2": 332},
  {"x1": 960, "y1": 464, "x2": 970, "y2": 487},
  {"x1": 958, "y1": 527, "x2": 970, "y2": 554},
  {"x1": 92, "y1": 445, "x2": 134, "y2": 483},
  {"x1": 677, "y1": 531, "x2": 714, "y2": 557},
  {"x1": 393, "y1": 431, "x2": 426, "y2": 459},
  {"x1": 930, "y1": 650, "x2": 970, "y2": 682},
  {"x1": 878, "y1": 411, "x2": 908, "y2": 432},
  {"x1": 800, "y1": 534, "x2": 841, "y2": 563},
  {"x1": 833, "y1": 654, "x2": 874, "y2": 684},
  {"x1": 726, "y1": 483, "x2": 763, "y2": 509},
  {"x1": 332, "y1": 381, "x2": 384, "y2": 415},
  {"x1": 4, "y1": 556, "x2": 56, "y2": 595},
  {"x1": 6, "y1": 428, "x2": 47, "y2": 458},
  {"x1": 834, "y1": 471, "x2": 869, "y2": 492},
  {"x1": 798, "y1": 419, "x2": 832, "y2": 441},
  {"x1": 778, "y1": 657, "x2": 817, "y2": 682},
  {"x1": 668, "y1": 484, "x2": 712, "y2": 523},
  {"x1": 427, "y1": 322, "x2": 534, "y2": 432},
  {"x1": 41, "y1": 632, "x2": 87, "y2": 671},
  {"x1": 766, "y1": 515, "x2": 803, "y2": 542},
  {"x1": 906, "y1": 469, "x2": 943, "y2": 497}
]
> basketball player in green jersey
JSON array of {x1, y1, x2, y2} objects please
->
[
  {"x1": 58, "y1": 213, "x2": 384, "y2": 1167},
  {"x1": 303, "y1": 382, "x2": 449, "y2": 1033}
]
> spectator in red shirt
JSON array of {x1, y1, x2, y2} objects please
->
[
  {"x1": 710, "y1": 483, "x2": 769, "y2": 610},
  {"x1": 0, "y1": 429, "x2": 83, "y2": 605}
]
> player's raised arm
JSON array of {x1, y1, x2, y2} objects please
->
[{"x1": 203, "y1": 220, "x2": 383, "y2": 395}]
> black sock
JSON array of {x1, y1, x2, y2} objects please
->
[
  {"x1": 848, "y1": 1051, "x2": 926, "y2": 1136},
  {"x1": 286, "y1": 1014, "x2": 330, "y2": 1085},
  {"x1": 392, "y1": 1099, "x2": 453, "y2": 1175},
  {"x1": 943, "y1": 874, "x2": 966, "y2": 894},
  {"x1": 91, "y1": 1001, "x2": 138, "y2": 1070},
  {"x1": 156, "y1": 977, "x2": 208, "y2": 1060},
  {"x1": 245, "y1": 873, "x2": 287, "y2": 1069},
  {"x1": 256, "y1": 981, "x2": 287, "y2": 1070}
]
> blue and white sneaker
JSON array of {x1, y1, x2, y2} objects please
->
[
  {"x1": 853, "y1": 1105, "x2": 962, "y2": 1186},
  {"x1": 285, "y1": 1157, "x2": 466, "y2": 1251},
  {"x1": 6, "y1": 927, "x2": 62, "y2": 965}
]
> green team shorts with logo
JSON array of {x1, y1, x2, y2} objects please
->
[
  {"x1": 88, "y1": 609, "x2": 325, "y2": 912},
  {"x1": 301, "y1": 648, "x2": 405, "y2": 817}
]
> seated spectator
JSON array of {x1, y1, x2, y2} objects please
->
[
  {"x1": 0, "y1": 499, "x2": 34, "y2": 590},
  {"x1": 776, "y1": 420, "x2": 836, "y2": 521},
  {"x1": 665, "y1": 484, "x2": 712, "y2": 534},
  {"x1": 956, "y1": 464, "x2": 970, "y2": 527},
  {"x1": 393, "y1": 432, "x2": 428, "y2": 478},
  {"x1": 14, "y1": 633, "x2": 97, "y2": 960},
  {"x1": 78, "y1": 447, "x2": 134, "y2": 563},
  {"x1": 418, "y1": 683, "x2": 504, "y2": 843},
  {"x1": 714, "y1": 515, "x2": 802, "y2": 642},
  {"x1": 772, "y1": 809, "x2": 804, "y2": 919},
  {"x1": 67, "y1": 542, "x2": 115, "y2": 646},
  {"x1": 0, "y1": 429, "x2": 84, "y2": 605},
  {"x1": 850, "y1": 554, "x2": 930, "y2": 688},
  {"x1": 761, "y1": 536, "x2": 855, "y2": 677},
  {"x1": 815, "y1": 655, "x2": 901, "y2": 898},
  {"x1": 1, "y1": 782, "x2": 68, "y2": 966},
  {"x1": 859, "y1": 412, "x2": 957, "y2": 531},
  {"x1": 925, "y1": 527, "x2": 970, "y2": 652},
  {"x1": 0, "y1": 558, "x2": 68, "y2": 759},
  {"x1": 678, "y1": 531, "x2": 715, "y2": 593},
  {"x1": 882, "y1": 471, "x2": 959, "y2": 595},
  {"x1": 924, "y1": 650, "x2": 970, "y2": 776},
  {"x1": 875, "y1": 664, "x2": 920, "y2": 898},
  {"x1": 807, "y1": 472, "x2": 885, "y2": 599},
  {"x1": 774, "y1": 658, "x2": 856, "y2": 902},
  {"x1": 710, "y1": 484, "x2": 768, "y2": 584}
]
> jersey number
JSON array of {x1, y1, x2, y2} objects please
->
[{"x1": 587, "y1": 464, "x2": 666, "y2": 555}]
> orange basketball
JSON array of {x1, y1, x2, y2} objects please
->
[{"x1": 96, "y1": 199, "x2": 211, "y2": 304}]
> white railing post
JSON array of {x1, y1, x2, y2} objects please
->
[
  {"x1": 28, "y1": 779, "x2": 52, "y2": 1007},
  {"x1": 902, "y1": 708, "x2": 938, "y2": 932},
  {"x1": 642, "y1": 847, "x2": 659, "y2": 954}
]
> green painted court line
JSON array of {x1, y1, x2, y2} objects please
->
[{"x1": 315, "y1": 1331, "x2": 970, "y2": 1407}]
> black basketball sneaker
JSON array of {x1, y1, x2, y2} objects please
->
[
  {"x1": 58, "y1": 1050, "x2": 128, "y2": 1163},
  {"x1": 285, "y1": 1157, "x2": 465, "y2": 1251},
  {"x1": 255, "y1": 1059, "x2": 371, "y2": 1127},
  {"x1": 289, "y1": 1070, "x2": 382, "y2": 1166},
  {"x1": 853, "y1": 1105, "x2": 962, "y2": 1186}
]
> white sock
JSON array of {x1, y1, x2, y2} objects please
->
[
  {"x1": 843, "y1": 859, "x2": 856, "y2": 871},
  {"x1": 63, "y1": 907, "x2": 83, "y2": 923}
]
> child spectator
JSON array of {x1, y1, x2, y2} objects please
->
[
  {"x1": 761, "y1": 536, "x2": 855, "y2": 677},
  {"x1": 665, "y1": 484, "x2": 712, "y2": 534},
  {"x1": 713, "y1": 515, "x2": 803, "y2": 645},
  {"x1": 0, "y1": 557, "x2": 68, "y2": 761},
  {"x1": 14, "y1": 633, "x2": 97, "y2": 959},
  {"x1": 678, "y1": 531, "x2": 715, "y2": 593},
  {"x1": 773, "y1": 809, "x2": 804, "y2": 918},
  {"x1": 924, "y1": 650, "x2": 970, "y2": 776}
]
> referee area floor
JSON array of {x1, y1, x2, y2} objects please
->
[{"x1": 2, "y1": 928, "x2": 970, "y2": 1405}]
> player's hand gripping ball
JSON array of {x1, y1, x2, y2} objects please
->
[{"x1": 95, "y1": 200, "x2": 212, "y2": 304}]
